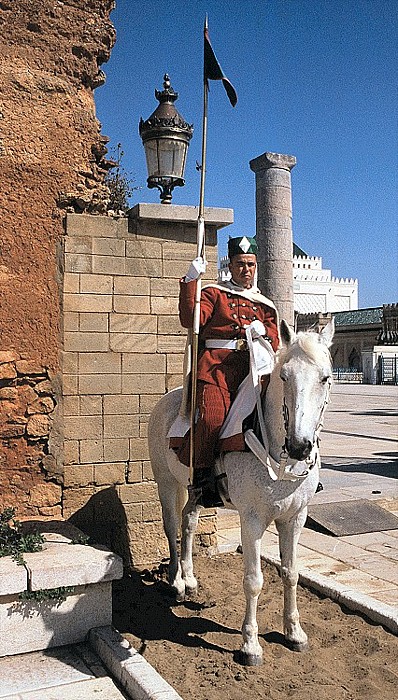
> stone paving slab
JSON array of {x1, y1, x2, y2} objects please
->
[
  {"x1": 0, "y1": 644, "x2": 125, "y2": 700},
  {"x1": 3, "y1": 677, "x2": 127, "y2": 700}
]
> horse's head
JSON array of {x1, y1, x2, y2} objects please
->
[{"x1": 278, "y1": 319, "x2": 334, "y2": 461}]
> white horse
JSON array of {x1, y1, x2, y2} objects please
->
[{"x1": 148, "y1": 319, "x2": 334, "y2": 665}]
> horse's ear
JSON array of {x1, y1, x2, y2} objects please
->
[
  {"x1": 280, "y1": 319, "x2": 296, "y2": 345},
  {"x1": 319, "y1": 318, "x2": 335, "y2": 347}
]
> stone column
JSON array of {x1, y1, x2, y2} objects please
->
[{"x1": 249, "y1": 152, "x2": 296, "y2": 325}]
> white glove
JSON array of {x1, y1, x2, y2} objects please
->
[
  {"x1": 247, "y1": 320, "x2": 266, "y2": 339},
  {"x1": 184, "y1": 256, "x2": 207, "y2": 282}
]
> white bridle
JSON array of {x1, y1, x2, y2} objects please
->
[{"x1": 245, "y1": 377, "x2": 331, "y2": 482}]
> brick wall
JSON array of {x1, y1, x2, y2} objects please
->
[{"x1": 62, "y1": 206, "x2": 233, "y2": 566}]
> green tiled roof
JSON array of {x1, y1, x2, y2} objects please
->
[
  {"x1": 334, "y1": 308, "x2": 383, "y2": 326},
  {"x1": 293, "y1": 243, "x2": 308, "y2": 257}
]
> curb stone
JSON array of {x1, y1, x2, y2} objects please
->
[
  {"x1": 89, "y1": 626, "x2": 184, "y2": 700},
  {"x1": 263, "y1": 553, "x2": 398, "y2": 636}
]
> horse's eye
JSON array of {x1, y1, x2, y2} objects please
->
[
  {"x1": 321, "y1": 376, "x2": 330, "y2": 384},
  {"x1": 280, "y1": 374, "x2": 287, "y2": 382}
]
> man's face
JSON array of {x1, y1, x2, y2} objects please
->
[{"x1": 228, "y1": 254, "x2": 257, "y2": 288}]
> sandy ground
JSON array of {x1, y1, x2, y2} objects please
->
[{"x1": 113, "y1": 551, "x2": 398, "y2": 700}]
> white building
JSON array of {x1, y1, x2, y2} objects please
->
[
  {"x1": 219, "y1": 243, "x2": 358, "y2": 314},
  {"x1": 293, "y1": 244, "x2": 358, "y2": 313}
]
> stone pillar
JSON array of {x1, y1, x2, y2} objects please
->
[{"x1": 249, "y1": 152, "x2": 296, "y2": 325}]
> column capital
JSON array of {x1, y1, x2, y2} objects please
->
[{"x1": 249, "y1": 152, "x2": 296, "y2": 173}]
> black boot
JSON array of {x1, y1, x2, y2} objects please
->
[{"x1": 191, "y1": 468, "x2": 224, "y2": 508}]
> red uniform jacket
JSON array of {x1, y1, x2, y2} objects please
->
[{"x1": 179, "y1": 280, "x2": 279, "y2": 393}]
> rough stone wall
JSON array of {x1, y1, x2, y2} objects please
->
[{"x1": 0, "y1": 0, "x2": 115, "y2": 515}]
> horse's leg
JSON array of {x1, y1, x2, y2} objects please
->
[
  {"x1": 239, "y1": 518, "x2": 265, "y2": 666},
  {"x1": 157, "y1": 478, "x2": 186, "y2": 601},
  {"x1": 180, "y1": 496, "x2": 201, "y2": 597},
  {"x1": 276, "y1": 509, "x2": 308, "y2": 651}
]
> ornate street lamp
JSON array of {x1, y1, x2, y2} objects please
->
[{"x1": 139, "y1": 74, "x2": 193, "y2": 203}]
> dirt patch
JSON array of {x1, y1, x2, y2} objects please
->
[{"x1": 113, "y1": 551, "x2": 398, "y2": 700}]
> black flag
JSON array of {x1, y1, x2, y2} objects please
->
[{"x1": 204, "y1": 24, "x2": 237, "y2": 107}]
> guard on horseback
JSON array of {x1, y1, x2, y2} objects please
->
[{"x1": 177, "y1": 235, "x2": 280, "y2": 507}]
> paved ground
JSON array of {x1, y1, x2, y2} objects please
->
[
  {"x1": 1, "y1": 383, "x2": 397, "y2": 699},
  {"x1": 217, "y1": 383, "x2": 398, "y2": 616}
]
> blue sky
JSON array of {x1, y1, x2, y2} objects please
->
[{"x1": 95, "y1": 0, "x2": 397, "y2": 308}]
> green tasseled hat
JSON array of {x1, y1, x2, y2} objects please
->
[{"x1": 228, "y1": 236, "x2": 258, "y2": 259}]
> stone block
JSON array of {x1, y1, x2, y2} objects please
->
[
  {"x1": 79, "y1": 395, "x2": 103, "y2": 415},
  {"x1": 122, "y1": 353, "x2": 166, "y2": 374},
  {"x1": 118, "y1": 483, "x2": 158, "y2": 504},
  {"x1": 0, "y1": 351, "x2": 19, "y2": 363},
  {"x1": 127, "y1": 521, "x2": 168, "y2": 566},
  {"x1": 113, "y1": 295, "x2": 150, "y2": 314},
  {"x1": 63, "y1": 396, "x2": 79, "y2": 416},
  {"x1": 93, "y1": 256, "x2": 126, "y2": 276},
  {"x1": 64, "y1": 415, "x2": 103, "y2": 441},
  {"x1": 63, "y1": 273, "x2": 80, "y2": 293},
  {"x1": 79, "y1": 352, "x2": 121, "y2": 375},
  {"x1": 64, "y1": 440, "x2": 79, "y2": 464},
  {"x1": 109, "y1": 334, "x2": 157, "y2": 353},
  {"x1": 0, "y1": 363, "x2": 17, "y2": 380},
  {"x1": 66, "y1": 213, "x2": 128, "y2": 238},
  {"x1": 79, "y1": 273, "x2": 113, "y2": 294},
  {"x1": 64, "y1": 293, "x2": 112, "y2": 313},
  {"x1": 139, "y1": 394, "x2": 162, "y2": 413},
  {"x1": 142, "y1": 461, "x2": 154, "y2": 481},
  {"x1": 93, "y1": 237, "x2": 125, "y2": 257},
  {"x1": 23, "y1": 539, "x2": 123, "y2": 590},
  {"x1": 125, "y1": 239, "x2": 162, "y2": 259},
  {"x1": 157, "y1": 335, "x2": 186, "y2": 353},
  {"x1": 113, "y1": 276, "x2": 150, "y2": 296},
  {"x1": 166, "y1": 374, "x2": 183, "y2": 391},
  {"x1": 94, "y1": 462, "x2": 126, "y2": 486},
  {"x1": 62, "y1": 486, "x2": 96, "y2": 520},
  {"x1": 150, "y1": 295, "x2": 179, "y2": 315},
  {"x1": 65, "y1": 253, "x2": 92, "y2": 273},
  {"x1": 64, "y1": 332, "x2": 109, "y2": 352},
  {"x1": 157, "y1": 315, "x2": 184, "y2": 335},
  {"x1": 150, "y1": 278, "x2": 179, "y2": 297},
  {"x1": 143, "y1": 501, "x2": 162, "y2": 522},
  {"x1": 163, "y1": 259, "x2": 196, "y2": 279},
  {"x1": 123, "y1": 503, "x2": 143, "y2": 522},
  {"x1": 79, "y1": 374, "x2": 122, "y2": 395},
  {"x1": 62, "y1": 374, "x2": 78, "y2": 395},
  {"x1": 63, "y1": 464, "x2": 94, "y2": 487},
  {"x1": 62, "y1": 352, "x2": 78, "y2": 374},
  {"x1": 128, "y1": 437, "x2": 149, "y2": 461},
  {"x1": 89, "y1": 626, "x2": 184, "y2": 700},
  {"x1": 64, "y1": 236, "x2": 92, "y2": 255},
  {"x1": 109, "y1": 313, "x2": 156, "y2": 334},
  {"x1": 104, "y1": 414, "x2": 139, "y2": 439},
  {"x1": 124, "y1": 257, "x2": 162, "y2": 278},
  {"x1": 126, "y1": 461, "x2": 142, "y2": 483},
  {"x1": 27, "y1": 414, "x2": 51, "y2": 437},
  {"x1": 122, "y1": 374, "x2": 165, "y2": 395},
  {"x1": 80, "y1": 439, "x2": 104, "y2": 463},
  {"x1": 1, "y1": 582, "x2": 113, "y2": 656},
  {"x1": 129, "y1": 202, "x2": 233, "y2": 228},
  {"x1": 64, "y1": 311, "x2": 79, "y2": 331},
  {"x1": 103, "y1": 439, "x2": 129, "y2": 462},
  {"x1": 103, "y1": 395, "x2": 139, "y2": 415},
  {"x1": 0, "y1": 557, "x2": 27, "y2": 596},
  {"x1": 166, "y1": 354, "x2": 184, "y2": 374}
]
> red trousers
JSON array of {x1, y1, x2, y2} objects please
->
[{"x1": 172, "y1": 380, "x2": 232, "y2": 470}]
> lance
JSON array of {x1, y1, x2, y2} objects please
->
[{"x1": 188, "y1": 17, "x2": 237, "y2": 486}]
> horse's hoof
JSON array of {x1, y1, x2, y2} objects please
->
[
  {"x1": 286, "y1": 639, "x2": 309, "y2": 653},
  {"x1": 237, "y1": 650, "x2": 263, "y2": 666}
]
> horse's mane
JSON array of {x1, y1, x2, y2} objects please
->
[{"x1": 277, "y1": 330, "x2": 332, "y2": 367}]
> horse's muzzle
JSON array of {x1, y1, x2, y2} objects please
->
[{"x1": 285, "y1": 438, "x2": 313, "y2": 461}]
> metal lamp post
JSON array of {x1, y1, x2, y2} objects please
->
[{"x1": 139, "y1": 74, "x2": 193, "y2": 203}]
